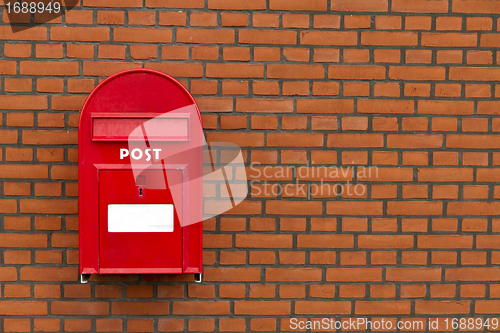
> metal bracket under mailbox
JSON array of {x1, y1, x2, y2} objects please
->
[
  {"x1": 80, "y1": 274, "x2": 91, "y2": 284},
  {"x1": 81, "y1": 273, "x2": 202, "y2": 283}
]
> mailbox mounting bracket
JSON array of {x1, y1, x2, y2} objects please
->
[{"x1": 80, "y1": 274, "x2": 91, "y2": 284}]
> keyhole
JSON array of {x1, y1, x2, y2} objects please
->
[{"x1": 139, "y1": 188, "x2": 143, "y2": 196}]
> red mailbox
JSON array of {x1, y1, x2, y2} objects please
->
[{"x1": 78, "y1": 69, "x2": 203, "y2": 283}]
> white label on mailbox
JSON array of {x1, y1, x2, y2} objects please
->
[{"x1": 108, "y1": 204, "x2": 174, "y2": 232}]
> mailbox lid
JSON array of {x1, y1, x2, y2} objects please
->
[{"x1": 99, "y1": 169, "x2": 183, "y2": 273}]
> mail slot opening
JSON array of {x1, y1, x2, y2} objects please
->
[{"x1": 92, "y1": 113, "x2": 190, "y2": 142}]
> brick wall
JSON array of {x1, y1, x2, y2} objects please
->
[{"x1": 2, "y1": 0, "x2": 500, "y2": 331}]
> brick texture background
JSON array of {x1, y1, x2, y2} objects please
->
[{"x1": 2, "y1": 0, "x2": 500, "y2": 331}]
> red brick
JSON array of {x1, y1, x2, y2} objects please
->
[
  {"x1": 172, "y1": 301, "x2": 229, "y2": 315},
  {"x1": 252, "y1": 13, "x2": 279, "y2": 28},
  {"x1": 436, "y1": 50, "x2": 462, "y2": 65},
  {"x1": 358, "y1": 235, "x2": 413, "y2": 249},
  {"x1": 297, "y1": 99, "x2": 353, "y2": 114},
  {"x1": 362, "y1": 31, "x2": 418, "y2": 46},
  {"x1": 177, "y1": 28, "x2": 233, "y2": 44},
  {"x1": 406, "y1": 50, "x2": 432, "y2": 64},
  {"x1": 4, "y1": 43, "x2": 32, "y2": 57},
  {"x1": 266, "y1": 268, "x2": 321, "y2": 282},
  {"x1": 312, "y1": 82, "x2": 340, "y2": 96},
  {"x1": 51, "y1": 301, "x2": 107, "y2": 316},
  {"x1": 4, "y1": 318, "x2": 31, "y2": 332},
  {"x1": 127, "y1": 11, "x2": 155, "y2": 26},
  {"x1": 156, "y1": 318, "x2": 183, "y2": 332},
  {"x1": 326, "y1": 268, "x2": 382, "y2": 282},
  {"x1": 314, "y1": 48, "x2": 340, "y2": 62},
  {"x1": 51, "y1": 27, "x2": 109, "y2": 42},
  {"x1": 404, "y1": 83, "x2": 430, "y2": 97},
  {"x1": 450, "y1": 67, "x2": 500, "y2": 81},
  {"x1": 447, "y1": 134, "x2": 500, "y2": 149},
  {"x1": 96, "y1": 319, "x2": 122, "y2": 332},
  {"x1": 0, "y1": 26, "x2": 47, "y2": 41},
  {"x1": 453, "y1": 0, "x2": 500, "y2": 13},
  {"x1": 393, "y1": 0, "x2": 448, "y2": 12},
  {"x1": 329, "y1": 65, "x2": 385, "y2": 80},
  {"x1": 356, "y1": 301, "x2": 411, "y2": 315},
  {"x1": 270, "y1": 0, "x2": 327, "y2": 10},
  {"x1": 194, "y1": 97, "x2": 233, "y2": 112},
  {"x1": 328, "y1": 133, "x2": 383, "y2": 147},
  {"x1": 270, "y1": 64, "x2": 326, "y2": 80},
  {"x1": 97, "y1": 11, "x2": 125, "y2": 25},
  {"x1": 390, "y1": 66, "x2": 445, "y2": 80},
  {"x1": 206, "y1": 63, "x2": 263, "y2": 79},
  {"x1": 374, "y1": 49, "x2": 401, "y2": 62},
  {"x1": 387, "y1": 134, "x2": 442, "y2": 148},
  {"x1": 36, "y1": 44, "x2": 63, "y2": 59},
  {"x1": 283, "y1": 48, "x2": 310, "y2": 62},
  {"x1": 295, "y1": 301, "x2": 350, "y2": 315},
  {"x1": 467, "y1": 16, "x2": 492, "y2": 30},
  {"x1": 221, "y1": 12, "x2": 248, "y2": 27},
  {"x1": 4, "y1": 250, "x2": 31, "y2": 264},
  {"x1": 36, "y1": 78, "x2": 63, "y2": 93},
  {"x1": 0, "y1": 301, "x2": 47, "y2": 315},
  {"x1": 331, "y1": 0, "x2": 387, "y2": 11},
  {"x1": 372, "y1": 117, "x2": 399, "y2": 131},
  {"x1": 98, "y1": 45, "x2": 125, "y2": 59},
  {"x1": 20, "y1": 199, "x2": 77, "y2": 214},
  {"x1": 301, "y1": 31, "x2": 357, "y2": 46},
  {"x1": 373, "y1": 82, "x2": 400, "y2": 97},
  {"x1": 219, "y1": 318, "x2": 245, "y2": 332},
  {"x1": 371, "y1": 285, "x2": 396, "y2": 298},
  {"x1": 208, "y1": 0, "x2": 264, "y2": 9},
  {"x1": 240, "y1": 29, "x2": 296, "y2": 45},
  {"x1": 34, "y1": 318, "x2": 60, "y2": 332},
  {"x1": 463, "y1": 85, "x2": 490, "y2": 100},
  {"x1": 418, "y1": 235, "x2": 473, "y2": 249},
  {"x1": 436, "y1": 16, "x2": 462, "y2": 30},
  {"x1": 234, "y1": 301, "x2": 290, "y2": 315},
  {"x1": 313, "y1": 15, "x2": 340, "y2": 29},
  {"x1": 416, "y1": 301, "x2": 470, "y2": 314},
  {"x1": 467, "y1": 50, "x2": 492, "y2": 64},
  {"x1": 422, "y1": 32, "x2": 477, "y2": 47},
  {"x1": 358, "y1": 99, "x2": 413, "y2": 113},
  {"x1": 1, "y1": 95, "x2": 47, "y2": 110},
  {"x1": 110, "y1": 301, "x2": 169, "y2": 315},
  {"x1": 478, "y1": 101, "x2": 500, "y2": 115},
  {"x1": 388, "y1": 201, "x2": 442, "y2": 215},
  {"x1": 268, "y1": 133, "x2": 322, "y2": 147},
  {"x1": 85, "y1": 0, "x2": 142, "y2": 7},
  {"x1": 36, "y1": 250, "x2": 63, "y2": 264},
  {"x1": 446, "y1": 268, "x2": 500, "y2": 281},
  {"x1": 387, "y1": 268, "x2": 441, "y2": 281},
  {"x1": 375, "y1": 15, "x2": 401, "y2": 29},
  {"x1": 4, "y1": 78, "x2": 32, "y2": 92}
]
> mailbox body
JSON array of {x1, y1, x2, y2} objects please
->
[{"x1": 78, "y1": 69, "x2": 202, "y2": 275}]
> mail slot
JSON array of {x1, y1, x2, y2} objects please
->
[
  {"x1": 78, "y1": 69, "x2": 203, "y2": 283},
  {"x1": 92, "y1": 113, "x2": 190, "y2": 142}
]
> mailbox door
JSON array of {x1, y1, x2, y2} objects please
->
[{"x1": 98, "y1": 168, "x2": 183, "y2": 273}]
